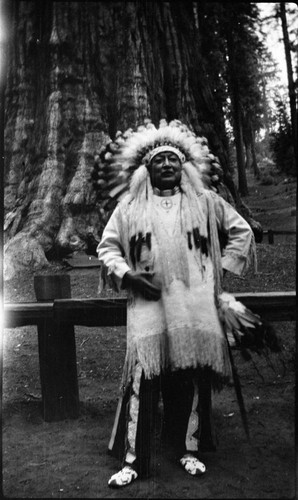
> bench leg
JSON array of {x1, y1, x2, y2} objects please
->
[{"x1": 34, "y1": 275, "x2": 80, "y2": 421}]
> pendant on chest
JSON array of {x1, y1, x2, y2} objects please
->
[{"x1": 161, "y1": 198, "x2": 173, "y2": 210}]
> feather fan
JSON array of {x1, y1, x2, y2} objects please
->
[{"x1": 218, "y1": 292, "x2": 282, "y2": 360}]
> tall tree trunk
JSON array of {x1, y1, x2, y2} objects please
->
[
  {"x1": 3, "y1": 1, "x2": 260, "y2": 279},
  {"x1": 279, "y1": 3, "x2": 297, "y2": 171},
  {"x1": 244, "y1": 141, "x2": 253, "y2": 171},
  {"x1": 225, "y1": 22, "x2": 248, "y2": 196},
  {"x1": 243, "y1": 120, "x2": 261, "y2": 179},
  {"x1": 235, "y1": 112, "x2": 248, "y2": 196},
  {"x1": 260, "y1": 74, "x2": 271, "y2": 138},
  {"x1": 250, "y1": 125, "x2": 261, "y2": 179},
  {"x1": 4, "y1": 1, "x2": 115, "y2": 278}
]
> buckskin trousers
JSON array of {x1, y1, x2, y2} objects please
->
[{"x1": 108, "y1": 364, "x2": 217, "y2": 478}]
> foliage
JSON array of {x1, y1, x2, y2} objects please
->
[
  {"x1": 196, "y1": 2, "x2": 275, "y2": 194},
  {"x1": 260, "y1": 3, "x2": 297, "y2": 170},
  {"x1": 269, "y1": 100, "x2": 296, "y2": 176},
  {"x1": 198, "y1": 2, "x2": 296, "y2": 176},
  {"x1": 198, "y1": 2, "x2": 266, "y2": 130}
]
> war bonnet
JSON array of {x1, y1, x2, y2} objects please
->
[{"x1": 92, "y1": 119, "x2": 216, "y2": 206}]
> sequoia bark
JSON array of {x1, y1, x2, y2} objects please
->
[{"x1": 3, "y1": 1, "x2": 257, "y2": 279}]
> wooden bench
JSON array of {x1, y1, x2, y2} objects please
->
[
  {"x1": 263, "y1": 229, "x2": 296, "y2": 244},
  {"x1": 4, "y1": 275, "x2": 296, "y2": 422},
  {"x1": 5, "y1": 292, "x2": 296, "y2": 327}
]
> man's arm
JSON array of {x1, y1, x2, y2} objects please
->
[
  {"x1": 211, "y1": 191, "x2": 256, "y2": 276},
  {"x1": 97, "y1": 205, "x2": 131, "y2": 291},
  {"x1": 97, "y1": 205, "x2": 161, "y2": 300}
]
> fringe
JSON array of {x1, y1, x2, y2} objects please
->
[
  {"x1": 120, "y1": 327, "x2": 231, "y2": 389},
  {"x1": 246, "y1": 232, "x2": 258, "y2": 274},
  {"x1": 167, "y1": 326, "x2": 231, "y2": 379},
  {"x1": 121, "y1": 333, "x2": 168, "y2": 388},
  {"x1": 222, "y1": 234, "x2": 258, "y2": 276},
  {"x1": 205, "y1": 190, "x2": 224, "y2": 298}
]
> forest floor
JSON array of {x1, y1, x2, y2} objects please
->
[{"x1": 2, "y1": 168, "x2": 296, "y2": 499}]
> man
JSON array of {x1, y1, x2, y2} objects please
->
[{"x1": 97, "y1": 119, "x2": 256, "y2": 487}]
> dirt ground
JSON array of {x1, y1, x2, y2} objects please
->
[{"x1": 2, "y1": 170, "x2": 296, "y2": 499}]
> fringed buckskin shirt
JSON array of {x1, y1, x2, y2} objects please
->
[{"x1": 97, "y1": 189, "x2": 256, "y2": 389}]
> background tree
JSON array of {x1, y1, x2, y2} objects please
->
[
  {"x1": 270, "y1": 100, "x2": 296, "y2": 175},
  {"x1": 3, "y1": 1, "x2": 267, "y2": 279},
  {"x1": 278, "y1": 2, "x2": 297, "y2": 171},
  {"x1": 195, "y1": 2, "x2": 233, "y2": 189},
  {"x1": 240, "y1": 33, "x2": 265, "y2": 181},
  {"x1": 223, "y1": 3, "x2": 249, "y2": 196},
  {"x1": 222, "y1": 2, "x2": 268, "y2": 195},
  {"x1": 198, "y1": 3, "x2": 267, "y2": 191},
  {"x1": 259, "y1": 2, "x2": 297, "y2": 173},
  {"x1": 257, "y1": 48, "x2": 280, "y2": 140}
]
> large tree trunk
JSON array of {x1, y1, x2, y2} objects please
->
[
  {"x1": 3, "y1": 1, "x2": 259, "y2": 279},
  {"x1": 224, "y1": 16, "x2": 249, "y2": 197},
  {"x1": 4, "y1": 1, "x2": 115, "y2": 278},
  {"x1": 243, "y1": 120, "x2": 261, "y2": 179},
  {"x1": 234, "y1": 111, "x2": 248, "y2": 196},
  {"x1": 249, "y1": 125, "x2": 261, "y2": 179}
]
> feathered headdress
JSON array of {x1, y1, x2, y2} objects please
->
[
  {"x1": 92, "y1": 119, "x2": 227, "y2": 292},
  {"x1": 91, "y1": 118, "x2": 218, "y2": 208},
  {"x1": 91, "y1": 118, "x2": 257, "y2": 291}
]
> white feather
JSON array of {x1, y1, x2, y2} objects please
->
[
  {"x1": 183, "y1": 162, "x2": 206, "y2": 191},
  {"x1": 129, "y1": 164, "x2": 148, "y2": 197}
]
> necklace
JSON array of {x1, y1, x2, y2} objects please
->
[
  {"x1": 153, "y1": 187, "x2": 181, "y2": 212},
  {"x1": 153, "y1": 191, "x2": 181, "y2": 212},
  {"x1": 153, "y1": 186, "x2": 180, "y2": 197}
]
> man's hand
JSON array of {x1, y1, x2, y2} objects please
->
[{"x1": 122, "y1": 271, "x2": 162, "y2": 301}]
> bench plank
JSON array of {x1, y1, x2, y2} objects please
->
[{"x1": 4, "y1": 292, "x2": 296, "y2": 328}]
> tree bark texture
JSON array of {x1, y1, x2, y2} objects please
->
[
  {"x1": 224, "y1": 10, "x2": 249, "y2": 197},
  {"x1": 279, "y1": 3, "x2": 297, "y2": 171},
  {"x1": 243, "y1": 121, "x2": 260, "y2": 179},
  {"x1": 3, "y1": 1, "x2": 251, "y2": 279}
]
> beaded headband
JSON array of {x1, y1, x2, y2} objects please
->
[{"x1": 146, "y1": 145, "x2": 186, "y2": 164}]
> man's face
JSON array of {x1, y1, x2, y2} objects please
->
[{"x1": 148, "y1": 151, "x2": 182, "y2": 190}]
